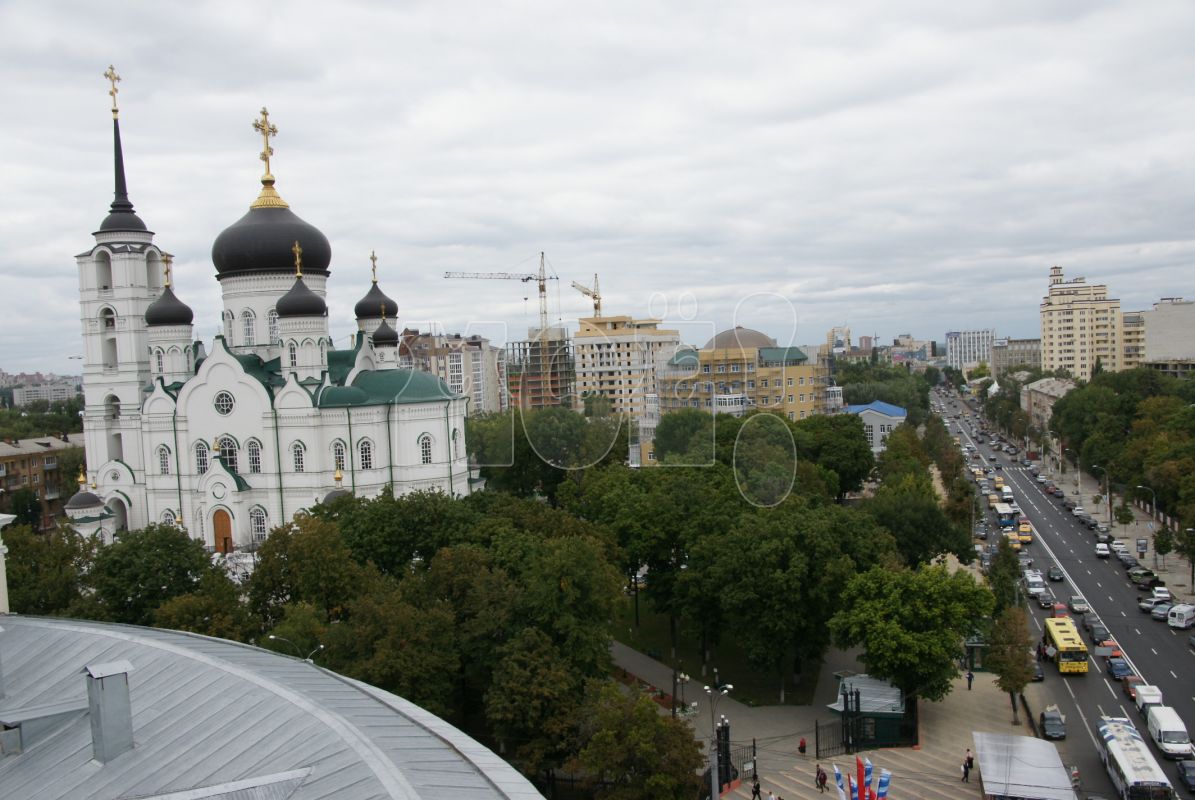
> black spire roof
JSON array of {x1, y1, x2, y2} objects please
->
[
  {"x1": 98, "y1": 117, "x2": 147, "y2": 232},
  {"x1": 145, "y1": 284, "x2": 194, "y2": 326},
  {"x1": 276, "y1": 275, "x2": 327, "y2": 318}
]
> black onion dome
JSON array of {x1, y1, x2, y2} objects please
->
[
  {"x1": 144, "y1": 285, "x2": 194, "y2": 326},
  {"x1": 276, "y1": 276, "x2": 327, "y2": 318},
  {"x1": 322, "y1": 487, "x2": 352, "y2": 504},
  {"x1": 211, "y1": 206, "x2": 331, "y2": 279},
  {"x1": 373, "y1": 317, "x2": 399, "y2": 346},
  {"x1": 65, "y1": 488, "x2": 104, "y2": 511},
  {"x1": 355, "y1": 282, "x2": 398, "y2": 320}
]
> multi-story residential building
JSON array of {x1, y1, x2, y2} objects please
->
[
  {"x1": 0, "y1": 436, "x2": 79, "y2": 530},
  {"x1": 990, "y1": 338, "x2": 1041, "y2": 377},
  {"x1": 12, "y1": 383, "x2": 81, "y2": 406},
  {"x1": 399, "y1": 329, "x2": 505, "y2": 414},
  {"x1": 945, "y1": 329, "x2": 995, "y2": 372},
  {"x1": 1121, "y1": 310, "x2": 1146, "y2": 370},
  {"x1": 1039, "y1": 265, "x2": 1121, "y2": 381},
  {"x1": 657, "y1": 326, "x2": 825, "y2": 427},
  {"x1": 574, "y1": 315, "x2": 680, "y2": 418},
  {"x1": 1141, "y1": 297, "x2": 1195, "y2": 379},
  {"x1": 1020, "y1": 377, "x2": 1075, "y2": 438},
  {"x1": 505, "y1": 327, "x2": 575, "y2": 411}
]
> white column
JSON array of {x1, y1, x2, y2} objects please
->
[{"x1": 0, "y1": 513, "x2": 16, "y2": 614}]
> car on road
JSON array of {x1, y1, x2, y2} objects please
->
[
  {"x1": 1063, "y1": 499, "x2": 1078, "y2": 511},
  {"x1": 1116, "y1": 554, "x2": 1139, "y2": 570},
  {"x1": 1096, "y1": 529, "x2": 1114, "y2": 544},
  {"x1": 1047, "y1": 565, "x2": 1064, "y2": 582},
  {"x1": 1096, "y1": 523, "x2": 1110, "y2": 534},
  {"x1": 1095, "y1": 543, "x2": 1110, "y2": 558},
  {"x1": 1177, "y1": 760, "x2": 1195, "y2": 793},
  {"x1": 1032, "y1": 661, "x2": 1045, "y2": 681},
  {"x1": 1151, "y1": 603, "x2": 1174, "y2": 622},
  {"x1": 1036, "y1": 590, "x2": 1056, "y2": 609},
  {"x1": 1039, "y1": 705, "x2": 1067, "y2": 740},
  {"x1": 1072, "y1": 506, "x2": 1087, "y2": 517},
  {"x1": 1083, "y1": 614, "x2": 1102, "y2": 633},
  {"x1": 1083, "y1": 516, "x2": 1100, "y2": 530},
  {"x1": 1139, "y1": 596, "x2": 1167, "y2": 613},
  {"x1": 1106, "y1": 657, "x2": 1132, "y2": 680},
  {"x1": 1051, "y1": 486, "x2": 1065, "y2": 498},
  {"x1": 1152, "y1": 586, "x2": 1173, "y2": 603},
  {"x1": 1122, "y1": 675, "x2": 1146, "y2": 701},
  {"x1": 1076, "y1": 513, "x2": 1095, "y2": 528},
  {"x1": 1068, "y1": 595, "x2": 1090, "y2": 614},
  {"x1": 1110, "y1": 541, "x2": 1129, "y2": 556}
]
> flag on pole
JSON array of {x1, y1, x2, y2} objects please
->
[
  {"x1": 848, "y1": 776, "x2": 858, "y2": 800},
  {"x1": 833, "y1": 764, "x2": 848, "y2": 800},
  {"x1": 875, "y1": 769, "x2": 892, "y2": 800},
  {"x1": 856, "y1": 756, "x2": 865, "y2": 800},
  {"x1": 864, "y1": 758, "x2": 874, "y2": 799}
]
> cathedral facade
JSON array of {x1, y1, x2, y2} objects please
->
[{"x1": 71, "y1": 78, "x2": 470, "y2": 551}]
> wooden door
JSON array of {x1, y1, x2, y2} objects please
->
[{"x1": 213, "y1": 509, "x2": 233, "y2": 553}]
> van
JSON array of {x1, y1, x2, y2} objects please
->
[
  {"x1": 1001, "y1": 487, "x2": 1015, "y2": 503},
  {"x1": 1135, "y1": 685, "x2": 1163, "y2": 718},
  {"x1": 1146, "y1": 706, "x2": 1193, "y2": 758},
  {"x1": 1168, "y1": 604, "x2": 1195, "y2": 629}
]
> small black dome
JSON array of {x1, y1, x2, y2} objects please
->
[
  {"x1": 276, "y1": 276, "x2": 327, "y2": 318},
  {"x1": 211, "y1": 204, "x2": 331, "y2": 279},
  {"x1": 355, "y1": 282, "x2": 398, "y2": 320},
  {"x1": 322, "y1": 487, "x2": 352, "y2": 505},
  {"x1": 145, "y1": 285, "x2": 194, "y2": 326},
  {"x1": 65, "y1": 489, "x2": 104, "y2": 511},
  {"x1": 373, "y1": 317, "x2": 399, "y2": 346},
  {"x1": 100, "y1": 207, "x2": 147, "y2": 232}
]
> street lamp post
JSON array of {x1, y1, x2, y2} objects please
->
[
  {"x1": 704, "y1": 681, "x2": 732, "y2": 800},
  {"x1": 1092, "y1": 465, "x2": 1111, "y2": 528},
  {"x1": 1136, "y1": 485, "x2": 1157, "y2": 521}
]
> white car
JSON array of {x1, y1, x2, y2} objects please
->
[
  {"x1": 1095, "y1": 543, "x2": 1111, "y2": 558},
  {"x1": 1110, "y1": 541, "x2": 1128, "y2": 556},
  {"x1": 1072, "y1": 506, "x2": 1087, "y2": 517},
  {"x1": 1152, "y1": 587, "x2": 1173, "y2": 603}
]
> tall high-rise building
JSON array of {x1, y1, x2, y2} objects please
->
[
  {"x1": 399, "y1": 329, "x2": 505, "y2": 414},
  {"x1": 574, "y1": 315, "x2": 680, "y2": 417},
  {"x1": 945, "y1": 329, "x2": 995, "y2": 371},
  {"x1": 1039, "y1": 265, "x2": 1121, "y2": 381},
  {"x1": 505, "y1": 327, "x2": 575, "y2": 411}
]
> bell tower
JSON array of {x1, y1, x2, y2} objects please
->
[{"x1": 77, "y1": 66, "x2": 158, "y2": 501}]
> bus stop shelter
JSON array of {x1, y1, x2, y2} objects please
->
[{"x1": 973, "y1": 732, "x2": 1076, "y2": 800}]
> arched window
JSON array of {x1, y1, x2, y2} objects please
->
[
  {"x1": 250, "y1": 507, "x2": 268, "y2": 543},
  {"x1": 157, "y1": 445, "x2": 171, "y2": 475},
  {"x1": 452, "y1": 428, "x2": 461, "y2": 460},
  {"x1": 223, "y1": 311, "x2": 233, "y2": 341},
  {"x1": 247, "y1": 440, "x2": 262, "y2": 473},
  {"x1": 218, "y1": 436, "x2": 239, "y2": 473},
  {"x1": 419, "y1": 434, "x2": 432, "y2": 465},
  {"x1": 241, "y1": 310, "x2": 256, "y2": 346},
  {"x1": 268, "y1": 309, "x2": 279, "y2": 344},
  {"x1": 292, "y1": 442, "x2": 305, "y2": 473},
  {"x1": 195, "y1": 441, "x2": 209, "y2": 474},
  {"x1": 155, "y1": 349, "x2": 164, "y2": 374},
  {"x1": 333, "y1": 441, "x2": 346, "y2": 471},
  {"x1": 288, "y1": 341, "x2": 298, "y2": 368},
  {"x1": 161, "y1": 509, "x2": 176, "y2": 527},
  {"x1": 358, "y1": 439, "x2": 373, "y2": 470}
]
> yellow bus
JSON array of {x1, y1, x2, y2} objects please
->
[
  {"x1": 1018, "y1": 520, "x2": 1034, "y2": 545},
  {"x1": 988, "y1": 493, "x2": 1000, "y2": 509},
  {"x1": 1044, "y1": 617, "x2": 1088, "y2": 674}
]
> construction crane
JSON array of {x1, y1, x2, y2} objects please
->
[
  {"x1": 571, "y1": 273, "x2": 601, "y2": 317},
  {"x1": 444, "y1": 252, "x2": 557, "y2": 336}
]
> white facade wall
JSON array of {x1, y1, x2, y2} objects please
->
[
  {"x1": 1143, "y1": 299, "x2": 1195, "y2": 362},
  {"x1": 945, "y1": 329, "x2": 995, "y2": 371}
]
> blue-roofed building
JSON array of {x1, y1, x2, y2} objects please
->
[
  {"x1": 0, "y1": 616, "x2": 542, "y2": 800},
  {"x1": 842, "y1": 401, "x2": 907, "y2": 454}
]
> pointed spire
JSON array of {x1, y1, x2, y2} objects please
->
[{"x1": 98, "y1": 64, "x2": 147, "y2": 232}]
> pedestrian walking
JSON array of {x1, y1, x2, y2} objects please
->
[
  {"x1": 962, "y1": 759, "x2": 971, "y2": 782},
  {"x1": 966, "y1": 670, "x2": 974, "y2": 690},
  {"x1": 815, "y1": 765, "x2": 828, "y2": 793},
  {"x1": 798, "y1": 737, "x2": 807, "y2": 756},
  {"x1": 767, "y1": 791, "x2": 776, "y2": 800},
  {"x1": 965, "y1": 748, "x2": 974, "y2": 770},
  {"x1": 750, "y1": 779, "x2": 761, "y2": 800}
]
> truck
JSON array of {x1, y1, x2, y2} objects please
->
[{"x1": 1135, "y1": 685, "x2": 1164, "y2": 719}]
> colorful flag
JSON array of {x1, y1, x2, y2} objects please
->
[
  {"x1": 864, "y1": 758, "x2": 874, "y2": 799},
  {"x1": 875, "y1": 769, "x2": 892, "y2": 800},
  {"x1": 833, "y1": 764, "x2": 848, "y2": 800}
]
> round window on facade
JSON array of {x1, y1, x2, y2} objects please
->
[{"x1": 214, "y1": 391, "x2": 235, "y2": 416}]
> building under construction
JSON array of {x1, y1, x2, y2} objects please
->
[{"x1": 505, "y1": 326, "x2": 575, "y2": 411}]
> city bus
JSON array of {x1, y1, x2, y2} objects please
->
[
  {"x1": 1017, "y1": 518, "x2": 1034, "y2": 545},
  {"x1": 1043, "y1": 617, "x2": 1088, "y2": 674},
  {"x1": 993, "y1": 503, "x2": 1018, "y2": 528},
  {"x1": 1097, "y1": 716, "x2": 1175, "y2": 799}
]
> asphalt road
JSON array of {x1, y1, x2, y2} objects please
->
[{"x1": 941, "y1": 395, "x2": 1195, "y2": 797}]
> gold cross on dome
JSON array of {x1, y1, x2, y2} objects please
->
[
  {"x1": 162, "y1": 253, "x2": 173, "y2": 287},
  {"x1": 103, "y1": 65, "x2": 121, "y2": 117},
  {"x1": 292, "y1": 240, "x2": 303, "y2": 277},
  {"x1": 253, "y1": 107, "x2": 278, "y2": 175},
  {"x1": 370, "y1": 250, "x2": 378, "y2": 282}
]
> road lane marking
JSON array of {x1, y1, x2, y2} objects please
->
[
  {"x1": 1134, "y1": 628, "x2": 1141, "y2": 636},
  {"x1": 1103, "y1": 679, "x2": 1116, "y2": 699}
]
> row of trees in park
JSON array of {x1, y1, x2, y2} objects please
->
[{"x1": 0, "y1": 396, "x2": 83, "y2": 440}]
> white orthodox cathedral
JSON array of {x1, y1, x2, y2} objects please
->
[{"x1": 65, "y1": 74, "x2": 471, "y2": 550}]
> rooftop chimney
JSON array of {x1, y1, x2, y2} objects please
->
[{"x1": 83, "y1": 660, "x2": 134, "y2": 763}]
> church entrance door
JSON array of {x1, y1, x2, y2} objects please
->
[{"x1": 213, "y1": 509, "x2": 233, "y2": 553}]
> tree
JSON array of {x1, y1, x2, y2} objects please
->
[
  {"x1": 652, "y1": 408, "x2": 714, "y2": 464},
  {"x1": 569, "y1": 680, "x2": 703, "y2": 800},
  {"x1": 1, "y1": 524, "x2": 94, "y2": 614},
  {"x1": 1154, "y1": 528, "x2": 1173, "y2": 568},
  {"x1": 986, "y1": 537, "x2": 1021, "y2": 615},
  {"x1": 89, "y1": 524, "x2": 215, "y2": 625},
  {"x1": 795, "y1": 413, "x2": 874, "y2": 499},
  {"x1": 830, "y1": 565, "x2": 994, "y2": 701},
  {"x1": 1115, "y1": 503, "x2": 1135, "y2": 530},
  {"x1": 154, "y1": 569, "x2": 253, "y2": 641},
  {"x1": 985, "y1": 606, "x2": 1034, "y2": 723},
  {"x1": 866, "y1": 473, "x2": 969, "y2": 566},
  {"x1": 8, "y1": 488, "x2": 42, "y2": 528}
]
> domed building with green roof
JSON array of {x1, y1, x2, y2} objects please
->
[{"x1": 76, "y1": 79, "x2": 470, "y2": 551}]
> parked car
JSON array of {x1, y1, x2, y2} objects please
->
[
  {"x1": 1151, "y1": 603, "x2": 1174, "y2": 622},
  {"x1": 1052, "y1": 487, "x2": 1066, "y2": 498},
  {"x1": 1063, "y1": 498, "x2": 1078, "y2": 511},
  {"x1": 1068, "y1": 596, "x2": 1090, "y2": 614},
  {"x1": 1117, "y1": 554, "x2": 1139, "y2": 570},
  {"x1": 1140, "y1": 596, "x2": 1167, "y2": 613},
  {"x1": 1047, "y1": 565, "x2": 1064, "y2": 582},
  {"x1": 1106, "y1": 658, "x2": 1132, "y2": 680},
  {"x1": 1110, "y1": 541, "x2": 1129, "y2": 556},
  {"x1": 1096, "y1": 523, "x2": 1110, "y2": 534},
  {"x1": 1084, "y1": 516, "x2": 1100, "y2": 530},
  {"x1": 1072, "y1": 506, "x2": 1087, "y2": 517},
  {"x1": 1096, "y1": 529, "x2": 1115, "y2": 544},
  {"x1": 1039, "y1": 705, "x2": 1067, "y2": 740},
  {"x1": 1095, "y1": 543, "x2": 1111, "y2": 558},
  {"x1": 1076, "y1": 514, "x2": 1096, "y2": 528}
]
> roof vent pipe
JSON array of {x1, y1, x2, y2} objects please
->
[{"x1": 82, "y1": 660, "x2": 135, "y2": 763}]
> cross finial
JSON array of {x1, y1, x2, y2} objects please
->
[
  {"x1": 103, "y1": 65, "x2": 121, "y2": 118},
  {"x1": 253, "y1": 106, "x2": 278, "y2": 176},
  {"x1": 292, "y1": 240, "x2": 303, "y2": 277},
  {"x1": 162, "y1": 253, "x2": 173, "y2": 287},
  {"x1": 370, "y1": 250, "x2": 378, "y2": 283}
]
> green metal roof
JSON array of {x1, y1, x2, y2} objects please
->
[
  {"x1": 319, "y1": 368, "x2": 457, "y2": 408},
  {"x1": 328, "y1": 335, "x2": 363, "y2": 386},
  {"x1": 758, "y1": 346, "x2": 808, "y2": 365},
  {"x1": 232, "y1": 352, "x2": 285, "y2": 395}
]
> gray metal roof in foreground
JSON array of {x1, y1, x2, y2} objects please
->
[
  {"x1": 0, "y1": 616, "x2": 542, "y2": 800},
  {"x1": 972, "y1": 731, "x2": 1076, "y2": 800}
]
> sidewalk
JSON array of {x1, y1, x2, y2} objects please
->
[{"x1": 611, "y1": 641, "x2": 1033, "y2": 800}]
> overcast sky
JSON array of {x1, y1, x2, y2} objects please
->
[{"x1": 3, "y1": 1, "x2": 1193, "y2": 376}]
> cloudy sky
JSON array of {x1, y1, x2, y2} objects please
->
[{"x1": 3, "y1": 1, "x2": 1193, "y2": 376}]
